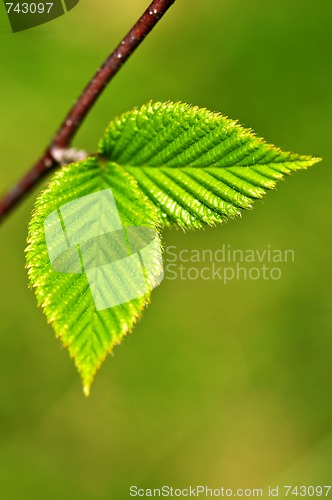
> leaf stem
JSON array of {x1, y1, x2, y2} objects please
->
[{"x1": 0, "y1": 0, "x2": 176, "y2": 223}]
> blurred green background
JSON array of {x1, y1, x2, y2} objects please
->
[{"x1": 0, "y1": 0, "x2": 331, "y2": 498}]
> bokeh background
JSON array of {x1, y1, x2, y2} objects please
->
[{"x1": 0, "y1": 0, "x2": 331, "y2": 498}]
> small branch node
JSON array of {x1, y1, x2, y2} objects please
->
[{"x1": 51, "y1": 147, "x2": 89, "y2": 165}]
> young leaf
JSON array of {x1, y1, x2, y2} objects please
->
[
  {"x1": 100, "y1": 101, "x2": 320, "y2": 229},
  {"x1": 26, "y1": 158, "x2": 162, "y2": 395},
  {"x1": 26, "y1": 101, "x2": 319, "y2": 393}
]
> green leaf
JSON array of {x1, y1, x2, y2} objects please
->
[
  {"x1": 26, "y1": 101, "x2": 320, "y2": 393},
  {"x1": 100, "y1": 101, "x2": 320, "y2": 229},
  {"x1": 26, "y1": 158, "x2": 161, "y2": 395}
]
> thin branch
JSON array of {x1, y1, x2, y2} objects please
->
[{"x1": 0, "y1": 0, "x2": 176, "y2": 223}]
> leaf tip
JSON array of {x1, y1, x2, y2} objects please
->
[
  {"x1": 83, "y1": 384, "x2": 91, "y2": 398},
  {"x1": 311, "y1": 156, "x2": 323, "y2": 166},
  {"x1": 296, "y1": 154, "x2": 322, "y2": 169}
]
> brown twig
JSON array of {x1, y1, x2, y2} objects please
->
[{"x1": 0, "y1": 0, "x2": 176, "y2": 223}]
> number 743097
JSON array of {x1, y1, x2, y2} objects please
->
[
  {"x1": 5, "y1": 3, "x2": 53, "y2": 14},
  {"x1": 284, "y1": 486, "x2": 332, "y2": 497}
]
